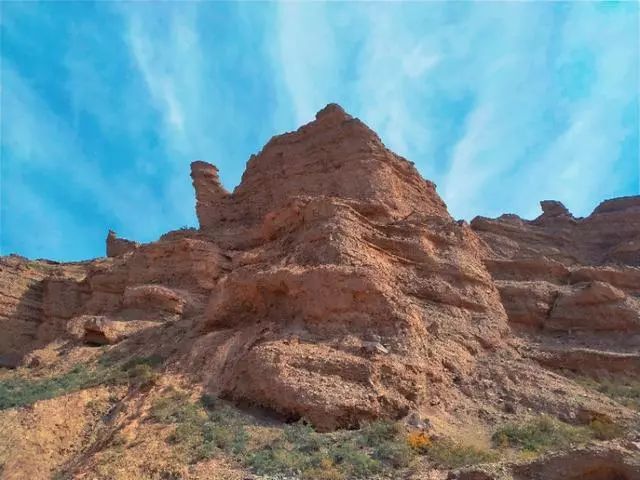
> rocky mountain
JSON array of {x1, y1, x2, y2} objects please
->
[{"x1": 0, "y1": 105, "x2": 638, "y2": 480}]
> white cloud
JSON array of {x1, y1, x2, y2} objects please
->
[
  {"x1": 3, "y1": 1, "x2": 637, "y2": 260},
  {"x1": 116, "y1": 4, "x2": 212, "y2": 221},
  {"x1": 402, "y1": 44, "x2": 440, "y2": 79},
  {"x1": 271, "y1": 3, "x2": 341, "y2": 126},
  {"x1": 270, "y1": 2, "x2": 637, "y2": 220},
  {"x1": 125, "y1": 12, "x2": 189, "y2": 144}
]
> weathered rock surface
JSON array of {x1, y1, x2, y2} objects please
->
[
  {"x1": 191, "y1": 104, "x2": 449, "y2": 233},
  {"x1": 0, "y1": 256, "x2": 94, "y2": 361},
  {"x1": 473, "y1": 197, "x2": 640, "y2": 266},
  {"x1": 472, "y1": 197, "x2": 640, "y2": 378},
  {"x1": 450, "y1": 442, "x2": 640, "y2": 480},
  {"x1": 0, "y1": 256, "x2": 48, "y2": 356},
  {"x1": 188, "y1": 105, "x2": 508, "y2": 429}
]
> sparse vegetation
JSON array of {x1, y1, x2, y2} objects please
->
[
  {"x1": 493, "y1": 415, "x2": 585, "y2": 452},
  {"x1": 149, "y1": 393, "x2": 503, "y2": 477},
  {"x1": 0, "y1": 354, "x2": 163, "y2": 410},
  {"x1": 244, "y1": 421, "x2": 386, "y2": 478},
  {"x1": 25, "y1": 260, "x2": 56, "y2": 273},
  {"x1": 406, "y1": 430, "x2": 497, "y2": 468},
  {"x1": 576, "y1": 375, "x2": 640, "y2": 411},
  {"x1": 0, "y1": 364, "x2": 95, "y2": 409},
  {"x1": 150, "y1": 390, "x2": 248, "y2": 464},
  {"x1": 492, "y1": 414, "x2": 624, "y2": 453}
]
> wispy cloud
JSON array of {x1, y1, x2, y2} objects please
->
[
  {"x1": 270, "y1": 3, "x2": 342, "y2": 126},
  {"x1": 271, "y1": 2, "x2": 638, "y2": 219},
  {"x1": 116, "y1": 2, "x2": 278, "y2": 191},
  {"x1": 2, "y1": 63, "x2": 167, "y2": 258},
  {"x1": 519, "y1": 2, "x2": 639, "y2": 217},
  {"x1": 2, "y1": 2, "x2": 637, "y2": 260}
]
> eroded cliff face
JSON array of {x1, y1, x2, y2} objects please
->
[
  {"x1": 0, "y1": 104, "x2": 509, "y2": 430},
  {"x1": 1, "y1": 104, "x2": 638, "y2": 479},
  {"x1": 182, "y1": 103, "x2": 510, "y2": 429},
  {"x1": 471, "y1": 199, "x2": 640, "y2": 376},
  {"x1": 472, "y1": 197, "x2": 640, "y2": 266}
]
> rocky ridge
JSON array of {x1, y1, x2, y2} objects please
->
[
  {"x1": 471, "y1": 198, "x2": 640, "y2": 373},
  {"x1": 0, "y1": 104, "x2": 638, "y2": 479}
]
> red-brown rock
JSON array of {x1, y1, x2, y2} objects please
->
[
  {"x1": 1, "y1": 104, "x2": 638, "y2": 438},
  {"x1": 106, "y1": 230, "x2": 139, "y2": 257}
]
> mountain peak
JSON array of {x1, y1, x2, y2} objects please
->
[
  {"x1": 314, "y1": 103, "x2": 352, "y2": 124},
  {"x1": 193, "y1": 105, "x2": 448, "y2": 230}
]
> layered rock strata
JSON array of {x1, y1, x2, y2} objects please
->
[
  {"x1": 471, "y1": 198, "x2": 640, "y2": 375},
  {"x1": 1, "y1": 104, "x2": 637, "y2": 436}
]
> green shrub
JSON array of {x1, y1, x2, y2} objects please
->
[
  {"x1": 126, "y1": 364, "x2": 158, "y2": 388},
  {"x1": 284, "y1": 421, "x2": 328, "y2": 453},
  {"x1": 301, "y1": 462, "x2": 345, "y2": 480},
  {"x1": 0, "y1": 364, "x2": 96, "y2": 409},
  {"x1": 200, "y1": 393, "x2": 218, "y2": 410},
  {"x1": 150, "y1": 391, "x2": 248, "y2": 464},
  {"x1": 122, "y1": 355, "x2": 164, "y2": 371},
  {"x1": 357, "y1": 420, "x2": 402, "y2": 447},
  {"x1": 372, "y1": 439, "x2": 414, "y2": 468},
  {"x1": 573, "y1": 375, "x2": 640, "y2": 411},
  {"x1": 597, "y1": 379, "x2": 640, "y2": 411},
  {"x1": 349, "y1": 419, "x2": 415, "y2": 470},
  {"x1": 148, "y1": 393, "x2": 493, "y2": 476},
  {"x1": 204, "y1": 422, "x2": 247, "y2": 454},
  {"x1": 329, "y1": 439, "x2": 383, "y2": 477},
  {"x1": 492, "y1": 415, "x2": 590, "y2": 452},
  {"x1": 169, "y1": 421, "x2": 203, "y2": 446},
  {"x1": 150, "y1": 391, "x2": 203, "y2": 424},
  {"x1": 246, "y1": 446, "x2": 309, "y2": 476}
]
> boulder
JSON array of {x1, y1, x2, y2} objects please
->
[
  {"x1": 81, "y1": 316, "x2": 127, "y2": 345},
  {"x1": 123, "y1": 284, "x2": 186, "y2": 315}
]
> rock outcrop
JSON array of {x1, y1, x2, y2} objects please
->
[
  {"x1": 0, "y1": 256, "x2": 94, "y2": 364},
  {"x1": 0, "y1": 104, "x2": 638, "y2": 477},
  {"x1": 187, "y1": 104, "x2": 508, "y2": 429},
  {"x1": 472, "y1": 198, "x2": 640, "y2": 266},
  {"x1": 0, "y1": 104, "x2": 514, "y2": 430},
  {"x1": 191, "y1": 104, "x2": 448, "y2": 233},
  {"x1": 471, "y1": 198, "x2": 640, "y2": 376},
  {"x1": 106, "y1": 230, "x2": 139, "y2": 257}
]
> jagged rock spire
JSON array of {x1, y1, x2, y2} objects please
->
[{"x1": 190, "y1": 161, "x2": 230, "y2": 229}]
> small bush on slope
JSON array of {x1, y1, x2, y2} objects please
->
[
  {"x1": 424, "y1": 438, "x2": 498, "y2": 468},
  {"x1": 0, "y1": 364, "x2": 96, "y2": 409},
  {"x1": 0, "y1": 355, "x2": 162, "y2": 409},
  {"x1": 587, "y1": 417, "x2": 626, "y2": 440},
  {"x1": 150, "y1": 390, "x2": 248, "y2": 464}
]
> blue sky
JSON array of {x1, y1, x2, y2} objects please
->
[{"x1": 2, "y1": 1, "x2": 638, "y2": 261}]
